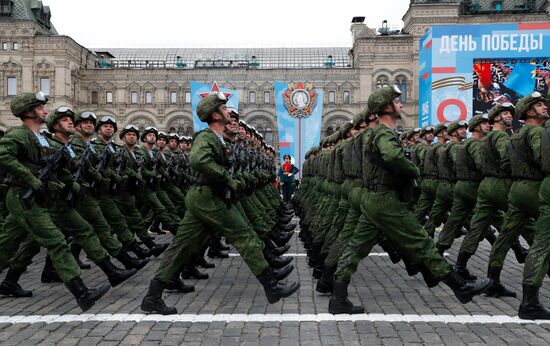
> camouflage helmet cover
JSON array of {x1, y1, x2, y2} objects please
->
[
  {"x1": 515, "y1": 91, "x2": 547, "y2": 120},
  {"x1": 468, "y1": 114, "x2": 489, "y2": 132},
  {"x1": 487, "y1": 102, "x2": 515, "y2": 124},
  {"x1": 367, "y1": 85, "x2": 401, "y2": 116},
  {"x1": 46, "y1": 106, "x2": 75, "y2": 132},
  {"x1": 196, "y1": 93, "x2": 227, "y2": 122},
  {"x1": 10, "y1": 91, "x2": 49, "y2": 118}
]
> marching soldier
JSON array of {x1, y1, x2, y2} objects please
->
[{"x1": 0, "y1": 92, "x2": 110, "y2": 311}]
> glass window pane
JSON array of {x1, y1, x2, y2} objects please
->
[
  {"x1": 7, "y1": 77, "x2": 16, "y2": 96},
  {"x1": 40, "y1": 77, "x2": 50, "y2": 96},
  {"x1": 12, "y1": 42, "x2": 17, "y2": 50},
  {"x1": 249, "y1": 91, "x2": 256, "y2": 104},
  {"x1": 185, "y1": 91, "x2": 191, "y2": 103},
  {"x1": 131, "y1": 91, "x2": 138, "y2": 104},
  {"x1": 343, "y1": 91, "x2": 350, "y2": 104},
  {"x1": 145, "y1": 92, "x2": 152, "y2": 104},
  {"x1": 91, "y1": 91, "x2": 98, "y2": 103},
  {"x1": 170, "y1": 91, "x2": 177, "y2": 104},
  {"x1": 264, "y1": 91, "x2": 270, "y2": 104},
  {"x1": 328, "y1": 91, "x2": 335, "y2": 103},
  {"x1": 106, "y1": 91, "x2": 113, "y2": 103},
  {"x1": 1, "y1": 42, "x2": 7, "y2": 50}
]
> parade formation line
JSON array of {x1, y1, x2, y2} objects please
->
[
  {"x1": 0, "y1": 313, "x2": 545, "y2": 325},
  {"x1": 228, "y1": 253, "x2": 450, "y2": 257}
]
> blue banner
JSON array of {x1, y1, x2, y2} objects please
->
[
  {"x1": 419, "y1": 23, "x2": 550, "y2": 126},
  {"x1": 190, "y1": 81, "x2": 239, "y2": 132},
  {"x1": 275, "y1": 81, "x2": 323, "y2": 175}
]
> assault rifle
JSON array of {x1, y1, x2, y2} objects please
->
[
  {"x1": 90, "y1": 143, "x2": 114, "y2": 193},
  {"x1": 224, "y1": 143, "x2": 238, "y2": 206},
  {"x1": 110, "y1": 147, "x2": 127, "y2": 193},
  {"x1": 22, "y1": 143, "x2": 70, "y2": 209},
  {"x1": 66, "y1": 143, "x2": 93, "y2": 205}
]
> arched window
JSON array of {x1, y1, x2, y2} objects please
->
[
  {"x1": 186, "y1": 126, "x2": 194, "y2": 136},
  {"x1": 395, "y1": 75, "x2": 407, "y2": 103},
  {"x1": 343, "y1": 91, "x2": 350, "y2": 105},
  {"x1": 376, "y1": 75, "x2": 389, "y2": 89},
  {"x1": 169, "y1": 126, "x2": 176, "y2": 133},
  {"x1": 325, "y1": 127, "x2": 334, "y2": 136},
  {"x1": 177, "y1": 127, "x2": 185, "y2": 136},
  {"x1": 265, "y1": 127, "x2": 273, "y2": 146},
  {"x1": 249, "y1": 91, "x2": 256, "y2": 104}
]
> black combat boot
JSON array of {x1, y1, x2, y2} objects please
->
[
  {"x1": 0, "y1": 267, "x2": 32, "y2": 297},
  {"x1": 443, "y1": 270, "x2": 493, "y2": 304},
  {"x1": 270, "y1": 230, "x2": 294, "y2": 247},
  {"x1": 217, "y1": 238, "x2": 231, "y2": 251},
  {"x1": 141, "y1": 279, "x2": 177, "y2": 315},
  {"x1": 380, "y1": 240, "x2": 401, "y2": 264},
  {"x1": 316, "y1": 266, "x2": 336, "y2": 294},
  {"x1": 65, "y1": 276, "x2": 111, "y2": 312},
  {"x1": 419, "y1": 264, "x2": 440, "y2": 288},
  {"x1": 312, "y1": 263, "x2": 325, "y2": 279},
  {"x1": 71, "y1": 243, "x2": 91, "y2": 269},
  {"x1": 436, "y1": 245, "x2": 447, "y2": 257},
  {"x1": 207, "y1": 238, "x2": 229, "y2": 258},
  {"x1": 142, "y1": 237, "x2": 169, "y2": 257},
  {"x1": 196, "y1": 256, "x2": 215, "y2": 269},
  {"x1": 116, "y1": 250, "x2": 149, "y2": 270},
  {"x1": 41, "y1": 256, "x2": 62, "y2": 283},
  {"x1": 403, "y1": 258, "x2": 420, "y2": 276},
  {"x1": 484, "y1": 266, "x2": 516, "y2": 297},
  {"x1": 96, "y1": 257, "x2": 138, "y2": 287},
  {"x1": 164, "y1": 272, "x2": 195, "y2": 293},
  {"x1": 454, "y1": 252, "x2": 477, "y2": 280},
  {"x1": 328, "y1": 280, "x2": 365, "y2": 314},
  {"x1": 263, "y1": 247, "x2": 293, "y2": 268},
  {"x1": 181, "y1": 265, "x2": 209, "y2": 280},
  {"x1": 278, "y1": 220, "x2": 297, "y2": 232},
  {"x1": 128, "y1": 241, "x2": 152, "y2": 259},
  {"x1": 278, "y1": 214, "x2": 293, "y2": 225},
  {"x1": 272, "y1": 263, "x2": 294, "y2": 280},
  {"x1": 265, "y1": 239, "x2": 291, "y2": 257},
  {"x1": 518, "y1": 284, "x2": 550, "y2": 320},
  {"x1": 257, "y1": 267, "x2": 300, "y2": 304},
  {"x1": 511, "y1": 240, "x2": 528, "y2": 264}
]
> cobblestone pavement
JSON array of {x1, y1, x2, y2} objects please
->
[{"x1": 1, "y1": 224, "x2": 550, "y2": 345}]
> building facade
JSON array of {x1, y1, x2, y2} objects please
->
[{"x1": 1, "y1": 0, "x2": 549, "y2": 148}]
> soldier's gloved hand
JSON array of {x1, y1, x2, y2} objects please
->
[
  {"x1": 46, "y1": 180, "x2": 66, "y2": 193},
  {"x1": 227, "y1": 179, "x2": 243, "y2": 192},
  {"x1": 29, "y1": 177, "x2": 43, "y2": 190},
  {"x1": 111, "y1": 173, "x2": 122, "y2": 184},
  {"x1": 71, "y1": 182, "x2": 81, "y2": 194},
  {"x1": 88, "y1": 168, "x2": 103, "y2": 184}
]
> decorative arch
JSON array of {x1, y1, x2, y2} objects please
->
[
  {"x1": 166, "y1": 115, "x2": 194, "y2": 135},
  {"x1": 246, "y1": 113, "x2": 276, "y2": 146},
  {"x1": 323, "y1": 110, "x2": 354, "y2": 137},
  {"x1": 126, "y1": 115, "x2": 155, "y2": 132},
  {"x1": 221, "y1": 81, "x2": 236, "y2": 90}
]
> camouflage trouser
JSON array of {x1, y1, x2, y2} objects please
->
[
  {"x1": 76, "y1": 192, "x2": 123, "y2": 257},
  {"x1": 414, "y1": 178, "x2": 440, "y2": 224},
  {"x1": 489, "y1": 180, "x2": 539, "y2": 269},
  {"x1": 138, "y1": 188, "x2": 179, "y2": 233},
  {"x1": 523, "y1": 177, "x2": 550, "y2": 287},
  {"x1": 427, "y1": 181, "x2": 455, "y2": 235},
  {"x1": 164, "y1": 183, "x2": 187, "y2": 218},
  {"x1": 0, "y1": 187, "x2": 80, "y2": 283},
  {"x1": 320, "y1": 179, "x2": 353, "y2": 256},
  {"x1": 324, "y1": 185, "x2": 365, "y2": 268},
  {"x1": 155, "y1": 185, "x2": 269, "y2": 282},
  {"x1": 335, "y1": 190, "x2": 452, "y2": 282},
  {"x1": 99, "y1": 193, "x2": 137, "y2": 244},
  {"x1": 436, "y1": 180, "x2": 478, "y2": 251},
  {"x1": 312, "y1": 182, "x2": 340, "y2": 249},
  {"x1": 459, "y1": 177, "x2": 510, "y2": 255}
]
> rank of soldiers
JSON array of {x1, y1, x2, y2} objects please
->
[
  {"x1": 1, "y1": 87, "x2": 549, "y2": 320},
  {"x1": 0, "y1": 91, "x2": 299, "y2": 314},
  {"x1": 295, "y1": 87, "x2": 550, "y2": 320}
]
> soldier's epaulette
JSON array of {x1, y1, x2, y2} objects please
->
[
  {"x1": 4, "y1": 125, "x2": 26, "y2": 135},
  {"x1": 90, "y1": 137, "x2": 103, "y2": 145}
]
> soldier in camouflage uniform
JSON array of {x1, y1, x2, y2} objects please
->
[
  {"x1": 424, "y1": 120, "x2": 468, "y2": 237},
  {"x1": 519, "y1": 93, "x2": 550, "y2": 320},
  {"x1": 435, "y1": 115, "x2": 490, "y2": 257},
  {"x1": 0, "y1": 92, "x2": 110, "y2": 311},
  {"x1": 413, "y1": 123, "x2": 447, "y2": 233},
  {"x1": 487, "y1": 92, "x2": 547, "y2": 312},
  {"x1": 141, "y1": 93, "x2": 300, "y2": 315},
  {"x1": 328, "y1": 86, "x2": 492, "y2": 314},
  {"x1": 455, "y1": 103, "x2": 525, "y2": 296}
]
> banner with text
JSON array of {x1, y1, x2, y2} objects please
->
[
  {"x1": 190, "y1": 81, "x2": 239, "y2": 132},
  {"x1": 275, "y1": 81, "x2": 323, "y2": 175},
  {"x1": 419, "y1": 23, "x2": 550, "y2": 126}
]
